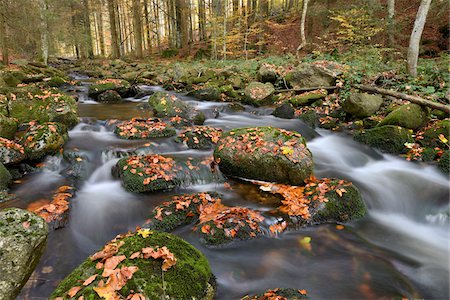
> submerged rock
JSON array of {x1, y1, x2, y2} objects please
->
[
  {"x1": 49, "y1": 231, "x2": 215, "y2": 300},
  {"x1": 214, "y1": 127, "x2": 313, "y2": 185},
  {"x1": 0, "y1": 138, "x2": 26, "y2": 165},
  {"x1": 354, "y1": 125, "x2": 414, "y2": 154},
  {"x1": 378, "y1": 103, "x2": 429, "y2": 130},
  {"x1": 21, "y1": 122, "x2": 69, "y2": 160},
  {"x1": 244, "y1": 82, "x2": 275, "y2": 107},
  {"x1": 0, "y1": 209, "x2": 48, "y2": 300},
  {"x1": 114, "y1": 118, "x2": 176, "y2": 139},
  {"x1": 148, "y1": 92, "x2": 192, "y2": 119},
  {"x1": 343, "y1": 92, "x2": 383, "y2": 118},
  {"x1": 112, "y1": 155, "x2": 220, "y2": 193}
]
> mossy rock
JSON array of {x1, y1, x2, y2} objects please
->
[
  {"x1": 0, "y1": 94, "x2": 8, "y2": 115},
  {"x1": 21, "y1": 122, "x2": 69, "y2": 160},
  {"x1": 290, "y1": 90, "x2": 328, "y2": 107},
  {"x1": 272, "y1": 103, "x2": 295, "y2": 119},
  {"x1": 6, "y1": 87, "x2": 78, "y2": 128},
  {"x1": 112, "y1": 155, "x2": 221, "y2": 193},
  {"x1": 50, "y1": 231, "x2": 215, "y2": 300},
  {"x1": 88, "y1": 79, "x2": 132, "y2": 99},
  {"x1": 297, "y1": 110, "x2": 319, "y2": 128},
  {"x1": 378, "y1": 104, "x2": 429, "y2": 130},
  {"x1": 114, "y1": 118, "x2": 176, "y2": 140},
  {"x1": 0, "y1": 208, "x2": 48, "y2": 300},
  {"x1": 214, "y1": 127, "x2": 313, "y2": 185},
  {"x1": 46, "y1": 76, "x2": 67, "y2": 88},
  {"x1": 0, "y1": 137, "x2": 26, "y2": 165},
  {"x1": 246, "y1": 288, "x2": 309, "y2": 300},
  {"x1": 342, "y1": 92, "x2": 383, "y2": 118},
  {"x1": 2, "y1": 71, "x2": 26, "y2": 87},
  {"x1": 193, "y1": 112, "x2": 206, "y2": 125},
  {"x1": 438, "y1": 150, "x2": 449, "y2": 175},
  {"x1": 0, "y1": 114, "x2": 18, "y2": 139},
  {"x1": 354, "y1": 125, "x2": 414, "y2": 154},
  {"x1": 420, "y1": 119, "x2": 450, "y2": 148},
  {"x1": 168, "y1": 116, "x2": 192, "y2": 129},
  {"x1": 244, "y1": 82, "x2": 275, "y2": 107},
  {"x1": 177, "y1": 126, "x2": 223, "y2": 150},
  {"x1": 148, "y1": 92, "x2": 192, "y2": 119},
  {"x1": 189, "y1": 85, "x2": 222, "y2": 102},
  {"x1": 258, "y1": 63, "x2": 278, "y2": 83},
  {"x1": 97, "y1": 90, "x2": 123, "y2": 103},
  {"x1": 285, "y1": 63, "x2": 336, "y2": 89},
  {"x1": 0, "y1": 162, "x2": 11, "y2": 189}
]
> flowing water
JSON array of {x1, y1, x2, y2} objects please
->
[{"x1": 3, "y1": 78, "x2": 449, "y2": 299}]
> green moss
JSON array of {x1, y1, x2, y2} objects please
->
[
  {"x1": 290, "y1": 90, "x2": 328, "y2": 107},
  {"x1": 0, "y1": 115, "x2": 18, "y2": 139},
  {"x1": 148, "y1": 92, "x2": 192, "y2": 119},
  {"x1": 50, "y1": 231, "x2": 214, "y2": 300},
  {"x1": 438, "y1": 150, "x2": 449, "y2": 175},
  {"x1": 21, "y1": 122, "x2": 69, "y2": 160},
  {"x1": 354, "y1": 125, "x2": 414, "y2": 154},
  {"x1": 46, "y1": 76, "x2": 66, "y2": 87},
  {"x1": 0, "y1": 162, "x2": 11, "y2": 189},
  {"x1": 2, "y1": 71, "x2": 26, "y2": 87},
  {"x1": 88, "y1": 79, "x2": 131, "y2": 99},
  {"x1": 248, "y1": 288, "x2": 309, "y2": 300},
  {"x1": 378, "y1": 104, "x2": 429, "y2": 130},
  {"x1": 297, "y1": 110, "x2": 318, "y2": 128},
  {"x1": 421, "y1": 119, "x2": 450, "y2": 148}
]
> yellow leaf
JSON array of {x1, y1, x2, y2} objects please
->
[
  {"x1": 137, "y1": 228, "x2": 153, "y2": 238},
  {"x1": 93, "y1": 287, "x2": 117, "y2": 300},
  {"x1": 439, "y1": 134, "x2": 448, "y2": 144},
  {"x1": 281, "y1": 146, "x2": 294, "y2": 155}
]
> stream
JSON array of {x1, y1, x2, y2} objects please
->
[{"x1": 3, "y1": 78, "x2": 449, "y2": 299}]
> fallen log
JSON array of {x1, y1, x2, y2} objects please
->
[{"x1": 354, "y1": 84, "x2": 450, "y2": 114}]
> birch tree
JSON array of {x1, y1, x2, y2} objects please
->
[{"x1": 296, "y1": 0, "x2": 309, "y2": 55}]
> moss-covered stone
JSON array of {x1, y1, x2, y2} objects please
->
[
  {"x1": 246, "y1": 288, "x2": 309, "y2": 300},
  {"x1": 97, "y1": 90, "x2": 123, "y2": 103},
  {"x1": 189, "y1": 85, "x2": 222, "y2": 102},
  {"x1": 290, "y1": 90, "x2": 328, "y2": 107},
  {"x1": 193, "y1": 112, "x2": 206, "y2": 125},
  {"x1": 0, "y1": 137, "x2": 26, "y2": 165},
  {"x1": 46, "y1": 76, "x2": 67, "y2": 88},
  {"x1": 297, "y1": 110, "x2": 319, "y2": 128},
  {"x1": 88, "y1": 79, "x2": 132, "y2": 99},
  {"x1": 354, "y1": 125, "x2": 414, "y2": 154},
  {"x1": 112, "y1": 155, "x2": 220, "y2": 193},
  {"x1": 114, "y1": 118, "x2": 176, "y2": 139},
  {"x1": 272, "y1": 103, "x2": 295, "y2": 119},
  {"x1": 214, "y1": 127, "x2": 313, "y2": 184},
  {"x1": 342, "y1": 92, "x2": 383, "y2": 118},
  {"x1": 0, "y1": 162, "x2": 11, "y2": 189},
  {"x1": 244, "y1": 82, "x2": 275, "y2": 107},
  {"x1": 50, "y1": 231, "x2": 215, "y2": 300},
  {"x1": 21, "y1": 122, "x2": 69, "y2": 160},
  {"x1": 438, "y1": 150, "x2": 449, "y2": 175},
  {"x1": 0, "y1": 208, "x2": 48, "y2": 300},
  {"x1": 2, "y1": 71, "x2": 26, "y2": 87},
  {"x1": 378, "y1": 103, "x2": 429, "y2": 130},
  {"x1": 148, "y1": 92, "x2": 192, "y2": 119},
  {"x1": 0, "y1": 114, "x2": 18, "y2": 139},
  {"x1": 420, "y1": 119, "x2": 450, "y2": 148},
  {"x1": 258, "y1": 63, "x2": 278, "y2": 83},
  {"x1": 177, "y1": 126, "x2": 223, "y2": 150},
  {"x1": 285, "y1": 63, "x2": 336, "y2": 89}
]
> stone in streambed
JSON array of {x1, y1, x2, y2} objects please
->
[
  {"x1": 353, "y1": 125, "x2": 414, "y2": 154},
  {"x1": 88, "y1": 78, "x2": 132, "y2": 99},
  {"x1": 114, "y1": 118, "x2": 176, "y2": 139},
  {"x1": 147, "y1": 92, "x2": 193, "y2": 119},
  {"x1": 177, "y1": 126, "x2": 223, "y2": 150},
  {"x1": 97, "y1": 90, "x2": 123, "y2": 103},
  {"x1": 0, "y1": 138, "x2": 25, "y2": 165},
  {"x1": 0, "y1": 115, "x2": 18, "y2": 140},
  {"x1": 378, "y1": 103, "x2": 429, "y2": 130},
  {"x1": 0, "y1": 162, "x2": 11, "y2": 189},
  {"x1": 244, "y1": 82, "x2": 275, "y2": 107},
  {"x1": 342, "y1": 92, "x2": 383, "y2": 118}
]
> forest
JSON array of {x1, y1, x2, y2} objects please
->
[{"x1": 0, "y1": 0, "x2": 449, "y2": 300}]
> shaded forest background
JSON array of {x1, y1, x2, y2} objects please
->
[{"x1": 0, "y1": 0, "x2": 448, "y2": 63}]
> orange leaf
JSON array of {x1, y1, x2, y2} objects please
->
[
  {"x1": 67, "y1": 286, "x2": 81, "y2": 298},
  {"x1": 83, "y1": 274, "x2": 98, "y2": 286}
]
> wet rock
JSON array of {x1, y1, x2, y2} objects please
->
[
  {"x1": 97, "y1": 90, "x2": 123, "y2": 103},
  {"x1": 247, "y1": 288, "x2": 309, "y2": 300},
  {"x1": 0, "y1": 209, "x2": 48, "y2": 300},
  {"x1": 114, "y1": 118, "x2": 176, "y2": 139},
  {"x1": 88, "y1": 79, "x2": 132, "y2": 99},
  {"x1": 214, "y1": 127, "x2": 313, "y2": 185},
  {"x1": 290, "y1": 90, "x2": 328, "y2": 107},
  {"x1": 244, "y1": 82, "x2": 275, "y2": 107},
  {"x1": 0, "y1": 138, "x2": 26, "y2": 165},
  {"x1": 438, "y1": 150, "x2": 449, "y2": 174},
  {"x1": 285, "y1": 63, "x2": 336, "y2": 89},
  {"x1": 50, "y1": 231, "x2": 215, "y2": 300},
  {"x1": 258, "y1": 63, "x2": 278, "y2": 83},
  {"x1": 297, "y1": 110, "x2": 319, "y2": 128},
  {"x1": 0, "y1": 162, "x2": 11, "y2": 189},
  {"x1": 168, "y1": 116, "x2": 192, "y2": 129},
  {"x1": 272, "y1": 103, "x2": 295, "y2": 119},
  {"x1": 177, "y1": 126, "x2": 223, "y2": 150},
  {"x1": 148, "y1": 92, "x2": 192, "y2": 119},
  {"x1": 62, "y1": 150, "x2": 93, "y2": 183},
  {"x1": 21, "y1": 122, "x2": 69, "y2": 160},
  {"x1": 420, "y1": 119, "x2": 450, "y2": 148},
  {"x1": 0, "y1": 115, "x2": 18, "y2": 139},
  {"x1": 343, "y1": 92, "x2": 383, "y2": 118},
  {"x1": 189, "y1": 84, "x2": 222, "y2": 102},
  {"x1": 354, "y1": 125, "x2": 414, "y2": 154},
  {"x1": 378, "y1": 103, "x2": 429, "y2": 130},
  {"x1": 193, "y1": 111, "x2": 206, "y2": 125},
  {"x1": 112, "y1": 155, "x2": 220, "y2": 193}
]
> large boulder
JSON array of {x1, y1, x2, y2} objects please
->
[
  {"x1": 258, "y1": 63, "x2": 278, "y2": 83},
  {"x1": 88, "y1": 79, "x2": 132, "y2": 99},
  {"x1": 244, "y1": 82, "x2": 275, "y2": 107},
  {"x1": 112, "y1": 155, "x2": 220, "y2": 193},
  {"x1": 0, "y1": 162, "x2": 11, "y2": 189},
  {"x1": 6, "y1": 87, "x2": 78, "y2": 128},
  {"x1": 343, "y1": 92, "x2": 383, "y2": 118},
  {"x1": 0, "y1": 209, "x2": 48, "y2": 300},
  {"x1": 148, "y1": 92, "x2": 192, "y2": 119},
  {"x1": 114, "y1": 118, "x2": 176, "y2": 139},
  {"x1": 0, "y1": 115, "x2": 17, "y2": 139},
  {"x1": 21, "y1": 122, "x2": 69, "y2": 160},
  {"x1": 378, "y1": 103, "x2": 429, "y2": 130},
  {"x1": 50, "y1": 231, "x2": 215, "y2": 300},
  {"x1": 285, "y1": 63, "x2": 336, "y2": 89},
  {"x1": 0, "y1": 138, "x2": 25, "y2": 165},
  {"x1": 214, "y1": 127, "x2": 314, "y2": 185},
  {"x1": 354, "y1": 125, "x2": 414, "y2": 154}
]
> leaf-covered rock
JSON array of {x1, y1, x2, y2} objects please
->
[
  {"x1": 420, "y1": 119, "x2": 449, "y2": 148},
  {"x1": 0, "y1": 209, "x2": 48, "y2": 300},
  {"x1": 177, "y1": 126, "x2": 223, "y2": 150},
  {"x1": 245, "y1": 288, "x2": 309, "y2": 300},
  {"x1": 0, "y1": 137, "x2": 26, "y2": 165},
  {"x1": 88, "y1": 79, "x2": 132, "y2": 99},
  {"x1": 114, "y1": 118, "x2": 176, "y2": 139},
  {"x1": 214, "y1": 127, "x2": 314, "y2": 185},
  {"x1": 342, "y1": 92, "x2": 383, "y2": 118},
  {"x1": 244, "y1": 82, "x2": 275, "y2": 107},
  {"x1": 21, "y1": 122, "x2": 69, "y2": 160},
  {"x1": 378, "y1": 103, "x2": 429, "y2": 130},
  {"x1": 49, "y1": 231, "x2": 215, "y2": 300},
  {"x1": 354, "y1": 125, "x2": 414, "y2": 154},
  {"x1": 285, "y1": 63, "x2": 336, "y2": 89},
  {"x1": 148, "y1": 92, "x2": 192, "y2": 119}
]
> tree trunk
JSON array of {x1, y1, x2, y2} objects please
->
[
  {"x1": 107, "y1": 0, "x2": 120, "y2": 58},
  {"x1": 260, "y1": 0, "x2": 269, "y2": 17},
  {"x1": 132, "y1": 0, "x2": 144, "y2": 58},
  {"x1": 387, "y1": 0, "x2": 395, "y2": 48},
  {"x1": 198, "y1": 0, "x2": 206, "y2": 41},
  {"x1": 175, "y1": 0, "x2": 189, "y2": 49},
  {"x1": 296, "y1": 0, "x2": 309, "y2": 55},
  {"x1": 407, "y1": 0, "x2": 432, "y2": 77},
  {"x1": 82, "y1": 0, "x2": 94, "y2": 58},
  {"x1": 143, "y1": 0, "x2": 152, "y2": 54},
  {"x1": 153, "y1": 0, "x2": 161, "y2": 51},
  {"x1": 0, "y1": 0, "x2": 8, "y2": 65},
  {"x1": 96, "y1": 1, "x2": 106, "y2": 57}
]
